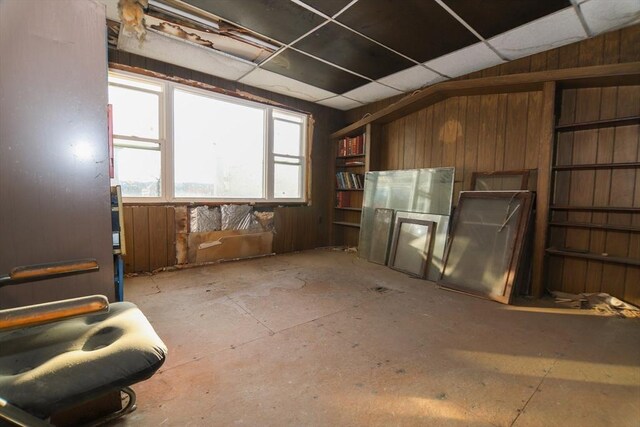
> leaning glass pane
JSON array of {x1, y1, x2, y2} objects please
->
[
  {"x1": 108, "y1": 85, "x2": 160, "y2": 139},
  {"x1": 274, "y1": 119, "x2": 302, "y2": 156},
  {"x1": 391, "y1": 221, "x2": 432, "y2": 277},
  {"x1": 173, "y1": 89, "x2": 265, "y2": 198},
  {"x1": 358, "y1": 167, "x2": 455, "y2": 260},
  {"x1": 274, "y1": 163, "x2": 301, "y2": 199},
  {"x1": 113, "y1": 146, "x2": 161, "y2": 197}
]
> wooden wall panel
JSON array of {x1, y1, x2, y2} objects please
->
[
  {"x1": 123, "y1": 206, "x2": 184, "y2": 273},
  {"x1": 123, "y1": 206, "x2": 135, "y2": 272},
  {"x1": 132, "y1": 207, "x2": 150, "y2": 273},
  {"x1": 148, "y1": 207, "x2": 168, "y2": 271},
  {"x1": 380, "y1": 90, "x2": 542, "y2": 206}
]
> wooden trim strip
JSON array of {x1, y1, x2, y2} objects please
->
[
  {"x1": 331, "y1": 62, "x2": 640, "y2": 139},
  {"x1": 531, "y1": 81, "x2": 556, "y2": 298},
  {"x1": 552, "y1": 162, "x2": 640, "y2": 170},
  {"x1": 546, "y1": 248, "x2": 640, "y2": 267}
]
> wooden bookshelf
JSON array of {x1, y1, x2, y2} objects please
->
[
  {"x1": 546, "y1": 88, "x2": 640, "y2": 288},
  {"x1": 331, "y1": 123, "x2": 381, "y2": 247}
]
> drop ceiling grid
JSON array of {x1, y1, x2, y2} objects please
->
[
  {"x1": 221, "y1": 0, "x2": 578, "y2": 98},
  {"x1": 110, "y1": 0, "x2": 638, "y2": 109}
]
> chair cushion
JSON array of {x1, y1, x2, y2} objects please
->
[{"x1": 0, "y1": 302, "x2": 167, "y2": 418}]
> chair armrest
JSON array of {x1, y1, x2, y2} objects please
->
[
  {"x1": 0, "y1": 259, "x2": 99, "y2": 287},
  {"x1": 0, "y1": 295, "x2": 109, "y2": 331}
]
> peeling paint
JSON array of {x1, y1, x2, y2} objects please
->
[{"x1": 145, "y1": 15, "x2": 273, "y2": 64}]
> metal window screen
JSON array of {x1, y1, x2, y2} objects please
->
[
  {"x1": 388, "y1": 219, "x2": 435, "y2": 278},
  {"x1": 368, "y1": 208, "x2": 394, "y2": 265},
  {"x1": 439, "y1": 192, "x2": 533, "y2": 304},
  {"x1": 394, "y1": 211, "x2": 450, "y2": 282}
]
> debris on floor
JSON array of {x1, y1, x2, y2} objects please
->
[
  {"x1": 550, "y1": 290, "x2": 640, "y2": 318},
  {"x1": 329, "y1": 246, "x2": 357, "y2": 253}
]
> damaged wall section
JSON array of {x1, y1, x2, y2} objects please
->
[
  {"x1": 123, "y1": 204, "x2": 277, "y2": 273},
  {"x1": 186, "y1": 205, "x2": 275, "y2": 265}
]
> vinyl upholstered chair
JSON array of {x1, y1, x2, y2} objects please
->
[{"x1": 0, "y1": 259, "x2": 167, "y2": 426}]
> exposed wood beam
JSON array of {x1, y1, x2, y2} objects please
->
[{"x1": 531, "y1": 81, "x2": 556, "y2": 298}]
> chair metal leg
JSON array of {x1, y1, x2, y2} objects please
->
[
  {"x1": 84, "y1": 387, "x2": 137, "y2": 427},
  {"x1": 0, "y1": 397, "x2": 51, "y2": 427}
]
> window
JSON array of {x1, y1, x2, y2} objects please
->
[{"x1": 108, "y1": 71, "x2": 308, "y2": 202}]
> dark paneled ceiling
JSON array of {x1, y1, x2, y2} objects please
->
[
  {"x1": 441, "y1": 0, "x2": 574, "y2": 39},
  {"x1": 336, "y1": 0, "x2": 481, "y2": 63},
  {"x1": 262, "y1": 47, "x2": 369, "y2": 94},
  {"x1": 107, "y1": 0, "x2": 638, "y2": 109},
  {"x1": 293, "y1": 22, "x2": 414, "y2": 80}
]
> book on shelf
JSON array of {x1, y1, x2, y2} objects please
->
[
  {"x1": 336, "y1": 191, "x2": 351, "y2": 208},
  {"x1": 337, "y1": 133, "x2": 365, "y2": 157},
  {"x1": 335, "y1": 172, "x2": 365, "y2": 190},
  {"x1": 343, "y1": 160, "x2": 365, "y2": 166}
]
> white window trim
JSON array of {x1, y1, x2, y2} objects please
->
[{"x1": 109, "y1": 69, "x2": 309, "y2": 204}]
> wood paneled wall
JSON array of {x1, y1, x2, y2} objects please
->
[
  {"x1": 122, "y1": 206, "x2": 176, "y2": 273},
  {"x1": 549, "y1": 85, "x2": 640, "y2": 303},
  {"x1": 108, "y1": 49, "x2": 345, "y2": 273},
  {"x1": 272, "y1": 206, "x2": 323, "y2": 253},
  {"x1": 348, "y1": 24, "x2": 639, "y2": 302},
  {"x1": 379, "y1": 90, "x2": 543, "y2": 202}
]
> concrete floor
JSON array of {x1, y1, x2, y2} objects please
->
[{"x1": 114, "y1": 249, "x2": 640, "y2": 426}]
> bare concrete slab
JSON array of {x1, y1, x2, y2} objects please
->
[{"x1": 113, "y1": 249, "x2": 640, "y2": 426}]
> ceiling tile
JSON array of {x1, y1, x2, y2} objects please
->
[
  {"x1": 298, "y1": 0, "x2": 354, "y2": 17},
  {"x1": 377, "y1": 65, "x2": 445, "y2": 92},
  {"x1": 441, "y1": 0, "x2": 571, "y2": 39},
  {"x1": 239, "y1": 68, "x2": 337, "y2": 102},
  {"x1": 293, "y1": 22, "x2": 414, "y2": 80},
  {"x1": 183, "y1": 0, "x2": 326, "y2": 44},
  {"x1": 117, "y1": 28, "x2": 254, "y2": 81},
  {"x1": 425, "y1": 42, "x2": 505, "y2": 78},
  {"x1": 342, "y1": 82, "x2": 403, "y2": 104},
  {"x1": 579, "y1": 0, "x2": 640, "y2": 35},
  {"x1": 317, "y1": 96, "x2": 364, "y2": 110},
  {"x1": 95, "y1": 0, "x2": 119, "y2": 21},
  {"x1": 488, "y1": 8, "x2": 587, "y2": 60},
  {"x1": 261, "y1": 48, "x2": 369, "y2": 94},
  {"x1": 337, "y1": 0, "x2": 479, "y2": 63}
]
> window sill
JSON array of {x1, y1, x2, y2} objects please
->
[{"x1": 122, "y1": 200, "x2": 310, "y2": 208}]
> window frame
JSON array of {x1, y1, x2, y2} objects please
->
[{"x1": 108, "y1": 70, "x2": 309, "y2": 204}]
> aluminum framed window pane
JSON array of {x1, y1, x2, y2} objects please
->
[
  {"x1": 438, "y1": 191, "x2": 534, "y2": 304},
  {"x1": 108, "y1": 71, "x2": 309, "y2": 202},
  {"x1": 108, "y1": 85, "x2": 160, "y2": 139},
  {"x1": 273, "y1": 119, "x2": 302, "y2": 156},
  {"x1": 173, "y1": 88, "x2": 265, "y2": 199},
  {"x1": 113, "y1": 146, "x2": 162, "y2": 197},
  {"x1": 274, "y1": 163, "x2": 302, "y2": 199}
]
